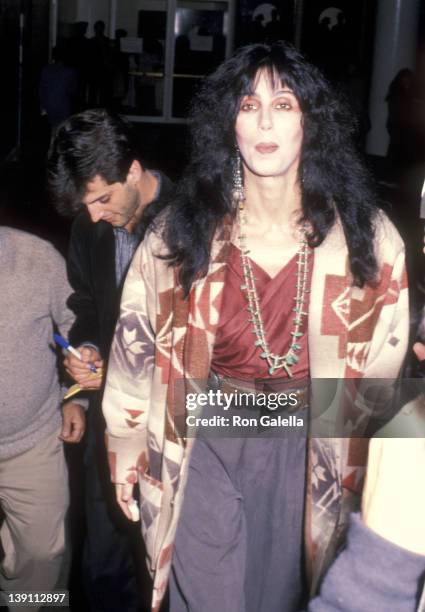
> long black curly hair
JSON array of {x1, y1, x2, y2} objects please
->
[{"x1": 157, "y1": 42, "x2": 378, "y2": 296}]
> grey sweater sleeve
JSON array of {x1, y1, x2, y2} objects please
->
[
  {"x1": 0, "y1": 229, "x2": 80, "y2": 457},
  {"x1": 46, "y1": 244, "x2": 88, "y2": 409},
  {"x1": 308, "y1": 513, "x2": 425, "y2": 612},
  {"x1": 47, "y1": 242, "x2": 75, "y2": 340},
  {"x1": 0, "y1": 228, "x2": 89, "y2": 459}
]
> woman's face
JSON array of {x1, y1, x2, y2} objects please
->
[{"x1": 235, "y1": 70, "x2": 303, "y2": 181}]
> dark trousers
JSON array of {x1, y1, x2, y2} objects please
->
[
  {"x1": 169, "y1": 428, "x2": 307, "y2": 612},
  {"x1": 83, "y1": 405, "x2": 151, "y2": 612}
]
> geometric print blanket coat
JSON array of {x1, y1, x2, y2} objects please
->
[{"x1": 102, "y1": 212, "x2": 408, "y2": 611}]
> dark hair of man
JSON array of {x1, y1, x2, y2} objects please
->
[
  {"x1": 157, "y1": 42, "x2": 378, "y2": 296},
  {"x1": 48, "y1": 109, "x2": 139, "y2": 216}
]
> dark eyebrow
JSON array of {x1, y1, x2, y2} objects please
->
[
  {"x1": 241, "y1": 88, "x2": 295, "y2": 98},
  {"x1": 84, "y1": 192, "x2": 110, "y2": 206},
  {"x1": 274, "y1": 89, "x2": 295, "y2": 96}
]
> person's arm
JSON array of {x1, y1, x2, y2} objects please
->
[
  {"x1": 47, "y1": 241, "x2": 76, "y2": 343},
  {"x1": 65, "y1": 215, "x2": 103, "y2": 388},
  {"x1": 102, "y1": 236, "x2": 156, "y2": 520},
  {"x1": 46, "y1": 241, "x2": 87, "y2": 436},
  {"x1": 308, "y1": 438, "x2": 425, "y2": 611},
  {"x1": 361, "y1": 216, "x2": 409, "y2": 380},
  {"x1": 345, "y1": 216, "x2": 410, "y2": 435}
]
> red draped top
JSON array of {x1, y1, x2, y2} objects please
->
[{"x1": 211, "y1": 243, "x2": 313, "y2": 381}]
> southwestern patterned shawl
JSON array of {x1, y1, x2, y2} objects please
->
[{"x1": 103, "y1": 212, "x2": 408, "y2": 611}]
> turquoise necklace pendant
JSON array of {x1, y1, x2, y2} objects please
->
[{"x1": 237, "y1": 199, "x2": 309, "y2": 378}]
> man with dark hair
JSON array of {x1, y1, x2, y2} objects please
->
[{"x1": 48, "y1": 108, "x2": 173, "y2": 612}]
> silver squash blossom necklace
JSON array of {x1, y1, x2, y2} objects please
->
[{"x1": 237, "y1": 197, "x2": 310, "y2": 377}]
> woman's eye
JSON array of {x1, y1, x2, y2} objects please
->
[
  {"x1": 240, "y1": 101, "x2": 258, "y2": 111},
  {"x1": 99, "y1": 196, "x2": 110, "y2": 204},
  {"x1": 275, "y1": 101, "x2": 291, "y2": 110}
]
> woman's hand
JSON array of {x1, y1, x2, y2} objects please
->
[
  {"x1": 413, "y1": 342, "x2": 425, "y2": 363},
  {"x1": 115, "y1": 483, "x2": 139, "y2": 521}
]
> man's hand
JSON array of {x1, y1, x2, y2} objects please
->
[
  {"x1": 64, "y1": 345, "x2": 104, "y2": 389},
  {"x1": 60, "y1": 401, "x2": 86, "y2": 443},
  {"x1": 115, "y1": 483, "x2": 139, "y2": 521}
]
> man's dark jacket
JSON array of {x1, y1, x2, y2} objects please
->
[
  {"x1": 67, "y1": 172, "x2": 173, "y2": 358},
  {"x1": 65, "y1": 171, "x2": 173, "y2": 612}
]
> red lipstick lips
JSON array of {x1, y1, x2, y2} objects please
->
[{"x1": 255, "y1": 142, "x2": 279, "y2": 154}]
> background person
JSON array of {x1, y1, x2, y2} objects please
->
[
  {"x1": 39, "y1": 43, "x2": 79, "y2": 131},
  {"x1": 0, "y1": 227, "x2": 85, "y2": 610},
  {"x1": 102, "y1": 43, "x2": 408, "y2": 611},
  {"x1": 87, "y1": 20, "x2": 113, "y2": 108},
  {"x1": 48, "y1": 108, "x2": 173, "y2": 612}
]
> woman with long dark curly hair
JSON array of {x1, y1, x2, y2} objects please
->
[
  {"x1": 102, "y1": 43, "x2": 409, "y2": 611},
  {"x1": 160, "y1": 42, "x2": 377, "y2": 293}
]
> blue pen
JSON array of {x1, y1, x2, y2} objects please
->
[{"x1": 54, "y1": 333, "x2": 98, "y2": 373}]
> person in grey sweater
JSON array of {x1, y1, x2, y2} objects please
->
[{"x1": 0, "y1": 227, "x2": 85, "y2": 609}]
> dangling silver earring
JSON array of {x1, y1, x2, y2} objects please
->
[{"x1": 232, "y1": 148, "x2": 245, "y2": 205}]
